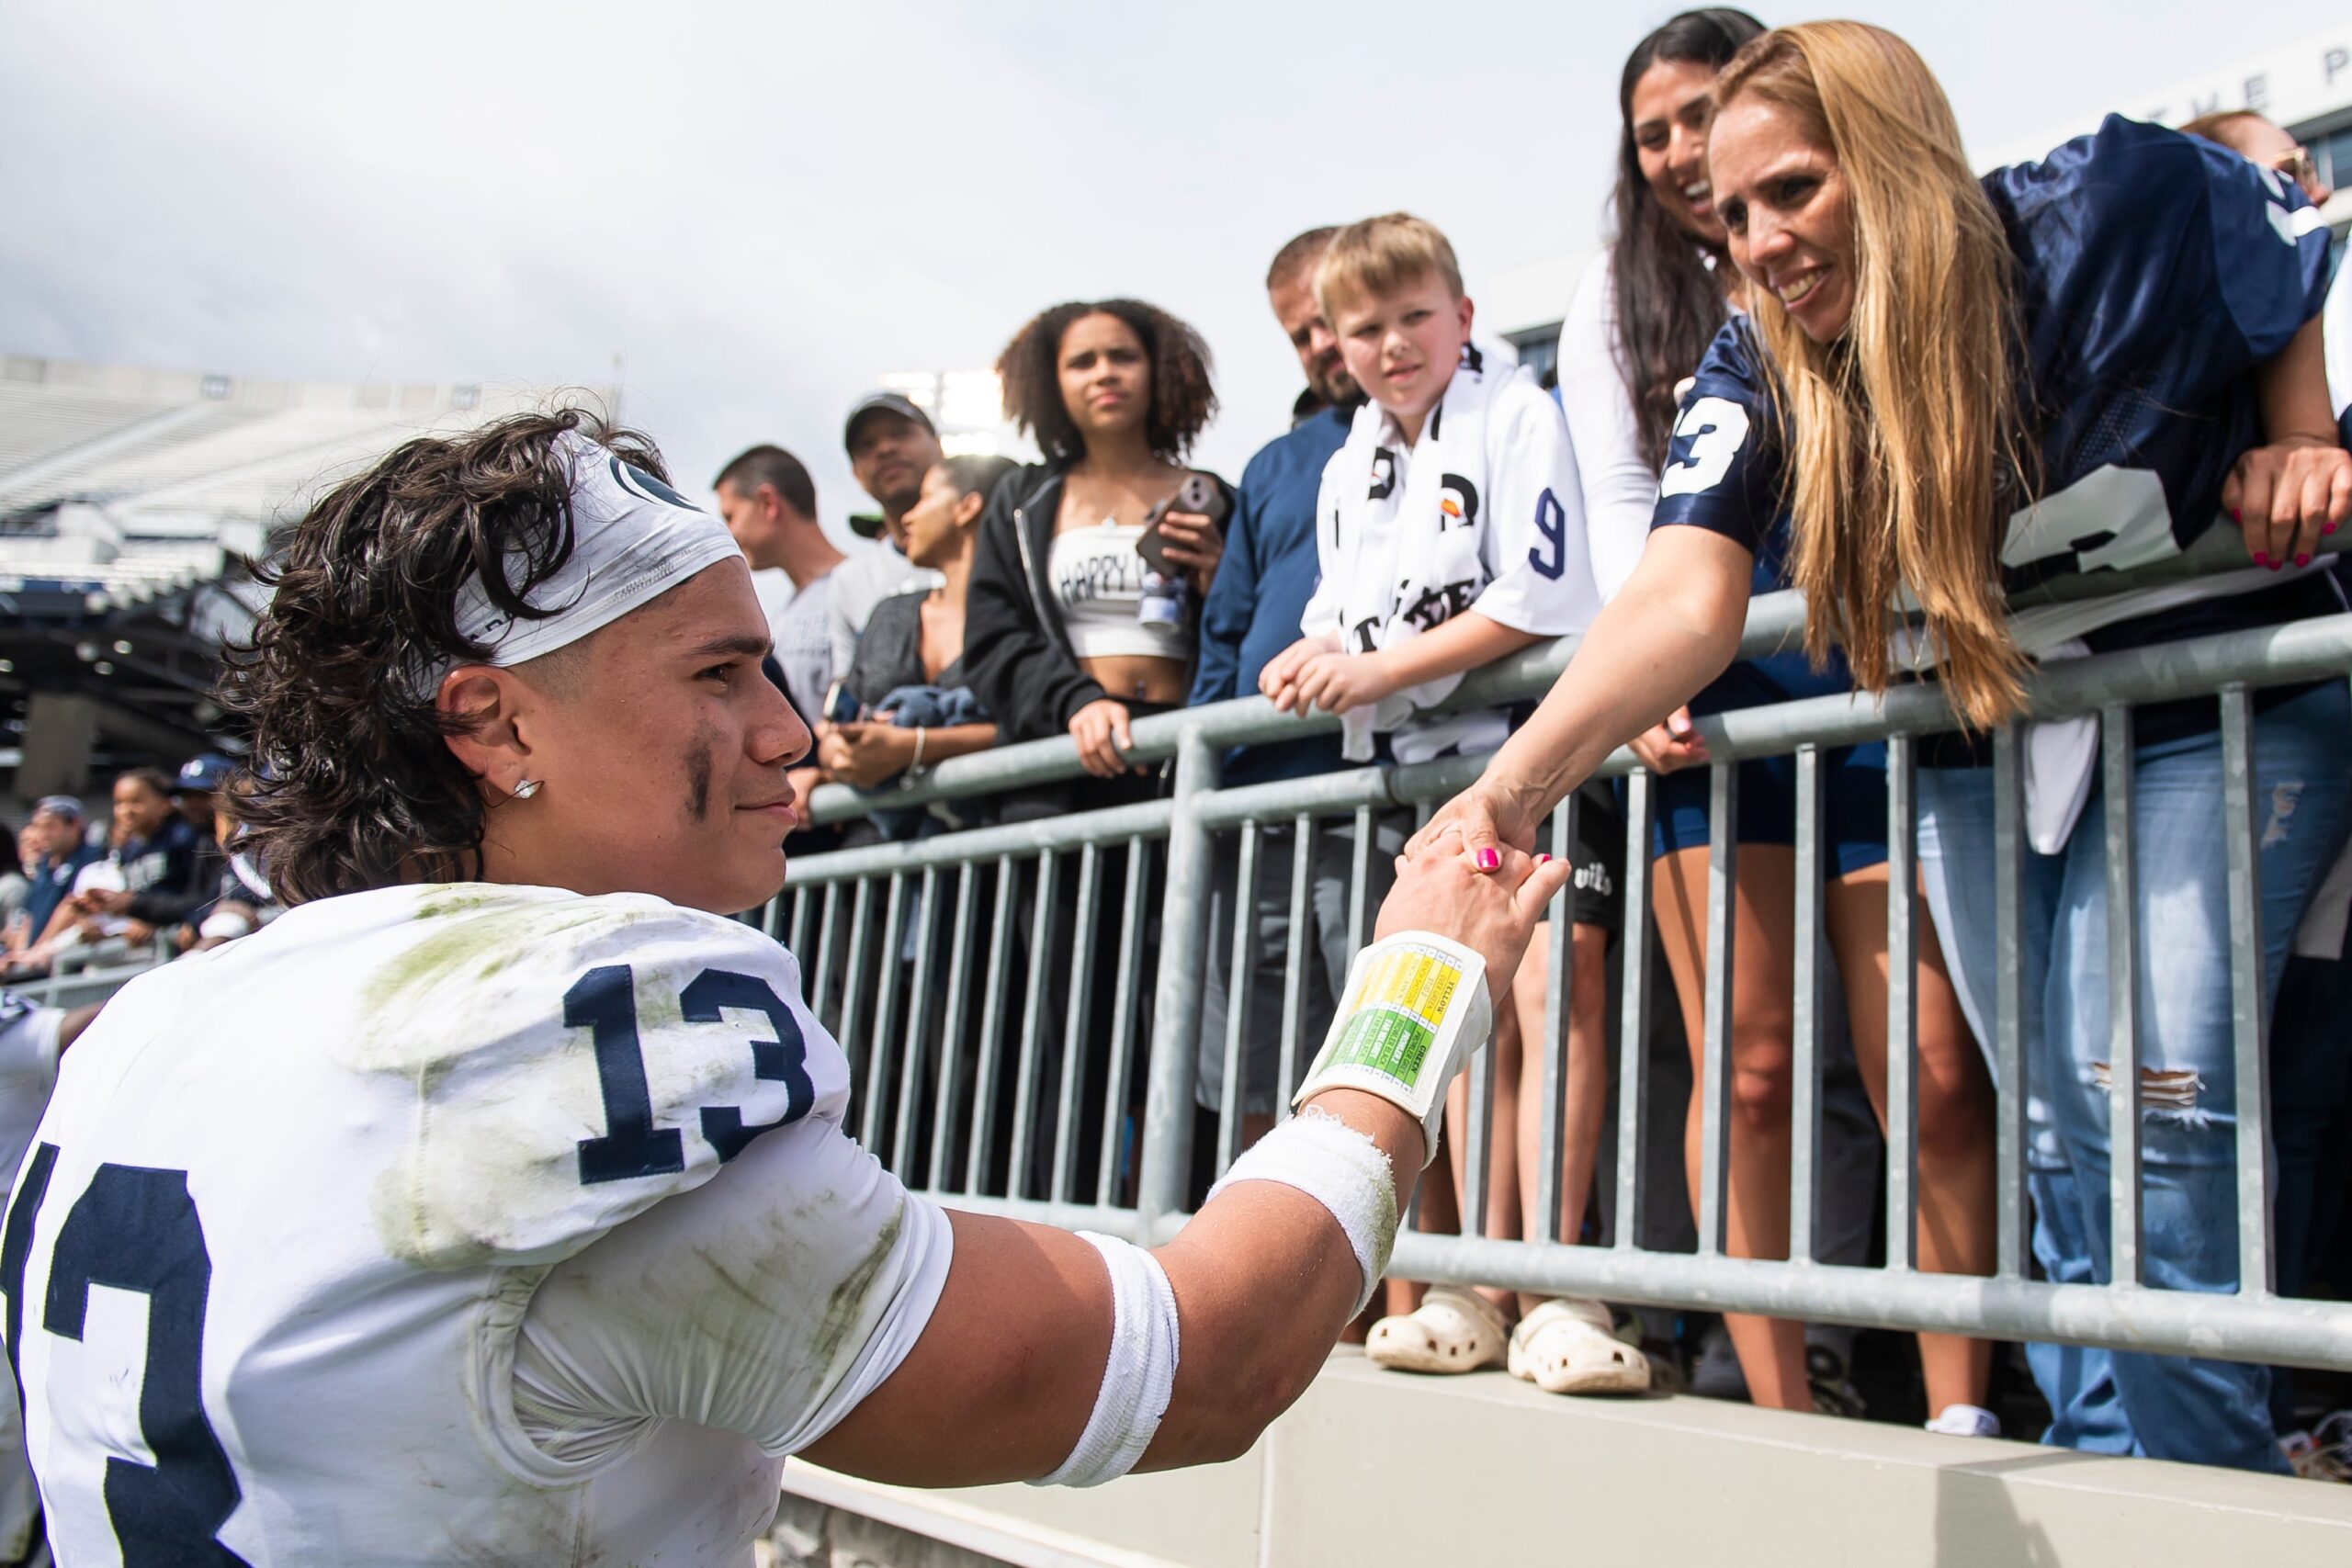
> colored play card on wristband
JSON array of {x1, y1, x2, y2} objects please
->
[{"x1": 1329, "y1": 941, "x2": 1466, "y2": 1088}]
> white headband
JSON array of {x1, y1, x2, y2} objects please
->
[{"x1": 442, "y1": 429, "x2": 743, "y2": 680}]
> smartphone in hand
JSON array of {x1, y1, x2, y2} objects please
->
[{"x1": 1137, "y1": 472, "x2": 1227, "y2": 575}]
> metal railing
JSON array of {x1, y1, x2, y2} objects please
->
[{"x1": 783, "y1": 555, "x2": 2352, "y2": 1374}]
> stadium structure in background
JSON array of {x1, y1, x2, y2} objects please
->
[
  {"x1": 1492, "y1": 23, "x2": 2352, "y2": 383},
  {"x1": 0, "y1": 359, "x2": 616, "y2": 803}
]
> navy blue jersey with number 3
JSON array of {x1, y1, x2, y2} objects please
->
[{"x1": 1653, "y1": 116, "x2": 2339, "y2": 663}]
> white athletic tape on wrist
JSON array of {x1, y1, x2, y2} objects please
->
[
  {"x1": 1290, "y1": 931, "x2": 1492, "y2": 1166},
  {"x1": 1207, "y1": 1106, "x2": 1398, "y2": 1316},
  {"x1": 1032, "y1": 1232, "x2": 1181, "y2": 1488}
]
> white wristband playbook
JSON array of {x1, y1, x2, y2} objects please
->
[{"x1": 1289, "y1": 931, "x2": 1493, "y2": 1165}]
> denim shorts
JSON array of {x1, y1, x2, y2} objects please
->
[{"x1": 1645, "y1": 657, "x2": 1890, "y2": 879}]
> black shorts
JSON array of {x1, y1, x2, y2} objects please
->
[{"x1": 1531, "y1": 778, "x2": 1624, "y2": 936}]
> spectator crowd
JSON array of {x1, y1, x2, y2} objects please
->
[{"x1": 9, "y1": 5, "x2": 2352, "y2": 1492}]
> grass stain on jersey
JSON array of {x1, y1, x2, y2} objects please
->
[{"x1": 809, "y1": 1199, "x2": 904, "y2": 1374}]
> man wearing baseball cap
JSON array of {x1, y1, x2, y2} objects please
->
[
  {"x1": 7, "y1": 798, "x2": 96, "y2": 960},
  {"x1": 829, "y1": 390, "x2": 946, "y2": 676},
  {"x1": 172, "y1": 751, "x2": 236, "y2": 832}
]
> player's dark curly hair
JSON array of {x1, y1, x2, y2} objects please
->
[
  {"x1": 996, "y1": 299, "x2": 1216, "y2": 463},
  {"x1": 219, "y1": 408, "x2": 666, "y2": 905}
]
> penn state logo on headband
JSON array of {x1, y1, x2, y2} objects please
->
[{"x1": 425, "y1": 431, "x2": 744, "y2": 692}]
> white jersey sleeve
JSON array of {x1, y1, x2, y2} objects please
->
[
  {"x1": 508, "y1": 1112, "x2": 953, "y2": 1461},
  {"x1": 1468, "y1": 376, "x2": 1601, "y2": 637},
  {"x1": 1557, "y1": 251, "x2": 1660, "y2": 602}
]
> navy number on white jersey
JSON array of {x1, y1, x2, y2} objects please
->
[
  {"x1": 573, "y1": 964, "x2": 814, "y2": 1184},
  {"x1": 4, "y1": 1152, "x2": 250, "y2": 1565}
]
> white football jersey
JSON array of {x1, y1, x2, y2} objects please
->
[
  {"x1": 0, "y1": 994, "x2": 62, "y2": 1562},
  {"x1": 2, "y1": 885, "x2": 951, "y2": 1565}
]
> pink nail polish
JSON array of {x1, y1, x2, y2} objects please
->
[
  {"x1": 2326, "y1": 524, "x2": 2340, "y2": 536},
  {"x1": 2233, "y1": 509, "x2": 2243, "y2": 525},
  {"x1": 1536, "y1": 852, "x2": 1554, "y2": 865},
  {"x1": 2254, "y1": 552, "x2": 2270, "y2": 567},
  {"x1": 2297, "y1": 553, "x2": 2312, "y2": 568},
  {"x1": 1476, "y1": 848, "x2": 1500, "y2": 872}
]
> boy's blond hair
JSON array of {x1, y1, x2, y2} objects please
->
[{"x1": 1315, "y1": 213, "x2": 1464, "y2": 322}]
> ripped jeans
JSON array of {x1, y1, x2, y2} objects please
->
[{"x1": 1917, "y1": 680, "x2": 2352, "y2": 1472}]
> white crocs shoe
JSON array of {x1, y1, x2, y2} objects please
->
[
  {"x1": 1925, "y1": 1403, "x2": 2002, "y2": 1438},
  {"x1": 1364, "y1": 1286, "x2": 1510, "y2": 1374},
  {"x1": 1507, "y1": 1298, "x2": 1651, "y2": 1395}
]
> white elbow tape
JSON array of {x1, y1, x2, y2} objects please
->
[
  {"x1": 1032, "y1": 1232, "x2": 1181, "y2": 1489},
  {"x1": 1289, "y1": 931, "x2": 1492, "y2": 1166},
  {"x1": 1207, "y1": 1106, "x2": 1398, "y2": 1316}
]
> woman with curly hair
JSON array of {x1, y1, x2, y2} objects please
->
[{"x1": 965, "y1": 299, "x2": 1231, "y2": 789}]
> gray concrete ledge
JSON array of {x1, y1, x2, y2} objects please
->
[{"x1": 785, "y1": 1348, "x2": 2352, "y2": 1568}]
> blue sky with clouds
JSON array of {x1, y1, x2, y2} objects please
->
[{"x1": 2, "y1": 0, "x2": 2341, "y2": 533}]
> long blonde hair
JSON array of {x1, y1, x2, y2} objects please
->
[{"x1": 1714, "y1": 22, "x2": 2031, "y2": 729}]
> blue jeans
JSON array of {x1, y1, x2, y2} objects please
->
[{"x1": 1916, "y1": 682, "x2": 2352, "y2": 1473}]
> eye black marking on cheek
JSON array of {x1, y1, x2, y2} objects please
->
[{"x1": 686, "y1": 741, "x2": 714, "y2": 822}]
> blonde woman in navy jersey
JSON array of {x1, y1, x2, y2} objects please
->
[{"x1": 1425, "y1": 22, "x2": 2351, "y2": 1471}]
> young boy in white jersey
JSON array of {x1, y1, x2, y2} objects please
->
[{"x1": 1263, "y1": 214, "x2": 1648, "y2": 1400}]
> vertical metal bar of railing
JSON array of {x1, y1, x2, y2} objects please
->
[
  {"x1": 892, "y1": 866, "x2": 942, "y2": 1175},
  {"x1": 1533, "y1": 792, "x2": 1577, "y2": 1246},
  {"x1": 1885, "y1": 732, "x2": 1920, "y2": 1273},
  {"x1": 859, "y1": 874, "x2": 908, "y2": 1151},
  {"x1": 1993, "y1": 727, "x2": 2030, "y2": 1280},
  {"x1": 789, "y1": 886, "x2": 813, "y2": 965},
  {"x1": 836, "y1": 878, "x2": 876, "y2": 1097},
  {"x1": 1347, "y1": 804, "x2": 1375, "y2": 960},
  {"x1": 1050, "y1": 844, "x2": 1102, "y2": 1204},
  {"x1": 1275, "y1": 814, "x2": 1315, "y2": 1125},
  {"x1": 963, "y1": 856, "x2": 1022, "y2": 1195},
  {"x1": 1462, "y1": 1010, "x2": 1496, "y2": 1240},
  {"x1": 810, "y1": 883, "x2": 843, "y2": 1021},
  {"x1": 2221, "y1": 684, "x2": 2274, "y2": 1297},
  {"x1": 1790, "y1": 744, "x2": 1825, "y2": 1264},
  {"x1": 926, "y1": 863, "x2": 980, "y2": 1191},
  {"x1": 1695, "y1": 761, "x2": 1739, "y2": 1256},
  {"x1": 1097, "y1": 835, "x2": 1150, "y2": 1208},
  {"x1": 1217, "y1": 822, "x2": 1261, "y2": 1176},
  {"x1": 1614, "y1": 771, "x2": 1655, "y2": 1249},
  {"x1": 1007, "y1": 848, "x2": 1062, "y2": 1200},
  {"x1": 2102, "y1": 704, "x2": 2144, "y2": 1287},
  {"x1": 1140, "y1": 732, "x2": 1219, "y2": 1227}
]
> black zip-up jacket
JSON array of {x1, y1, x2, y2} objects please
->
[{"x1": 964, "y1": 462, "x2": 1235, "y2": 743}]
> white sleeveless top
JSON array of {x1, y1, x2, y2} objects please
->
[
  {"x1": 5, "y1": 884, "x2": 949, "y2": 1565},
  {"x1": 1048, "y1": 521, "x2": 1193, "y2": 662}
]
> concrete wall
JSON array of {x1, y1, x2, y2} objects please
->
[{"x1": 786, "y1": 1349, "x2": 2352, "y2": 1568}]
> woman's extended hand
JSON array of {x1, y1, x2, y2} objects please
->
[
  {"x1": 2224, "y1": 436, "x2": 2352, "y2": 570},
  {"x1": 1627, "y1": 705, "x2": 1707, "y2": 774},
  {"x1": 1406, "y1": 777, "x2": 1544, "y2": 873},
  {"x1": 1068, "y1": 699, "x2": 1139, "y2": 778}
]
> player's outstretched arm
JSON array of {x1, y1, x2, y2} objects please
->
[
  {"x1": 504, "y1": 852, "x2": 1562, "y2": 1491},
  {"x1": 799, "y1": 846, "x2": 1570, "y2": 1488}
]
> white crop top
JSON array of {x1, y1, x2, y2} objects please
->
[{"x1": 1048, "y1": 520, "x2": 1195, "y2": 661}]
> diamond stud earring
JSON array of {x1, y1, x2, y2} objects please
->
[{"x1": 512, "y1": 778, "x2": 542, "y2": 800}]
